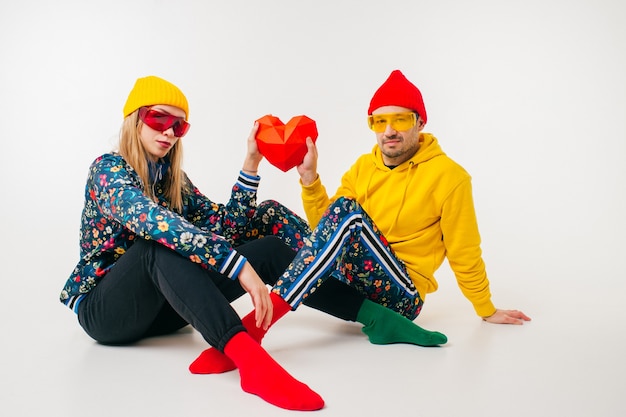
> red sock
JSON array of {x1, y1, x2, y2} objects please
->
[
  {"x1": 189, "y1": 293, "x2": 292, "y2": 374},
  {"x1": 224, "y1": 331, "x2": 324, "y2": 411},
  {"x1": 188, "y1": 347, "x2": 237, "y2": 374}
]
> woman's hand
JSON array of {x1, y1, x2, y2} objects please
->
[
  {"x1": 242, "y1": 122, "x2": 263, "y2": 174},
  {"x1": 483, "y1": 309, "x2": 532, "y2": 325},
  {"x1": 237, "y1": 262, "x2": 273, "y2": 329}
]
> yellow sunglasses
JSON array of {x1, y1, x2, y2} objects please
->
[{"x1": 367, "y1": 112, "x2": 417, "y2": 133}]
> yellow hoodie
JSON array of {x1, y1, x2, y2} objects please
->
[{"x1": 301, "y1": 133, "x2": 496, "y2": 317}]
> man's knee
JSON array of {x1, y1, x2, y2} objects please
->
[
  {"x1": 320, "y1": 198, "x2": 365, "y2": 227},
  {"x1": 331, "y1": 196, "x2": 360, "y2": 212}
]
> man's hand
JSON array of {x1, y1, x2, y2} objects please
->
[
  {"x1": 237, "y1": 262, "x2": 272, "y2": 329},
  {"x1": 297, "y1": 137, "x2": 319, "y2": 185},
  {"x1": 483, "y1": 309, "x2": 531, "y2": 325}
]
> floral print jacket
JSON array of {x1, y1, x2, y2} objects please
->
[{"x1": 60, "y1": 153, "x2": 260, "y2": 313}]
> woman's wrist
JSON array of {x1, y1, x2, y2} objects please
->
[
  {"x1": 242, "y1": 156, "x2": 261, "y2": 175},
  {"x1": 241, "y1": 167, "x2": 258, "y2": 176}
]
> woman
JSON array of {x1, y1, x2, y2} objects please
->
[{"x1": 59, "y1": 75, "x2": 324, "y2": 411}]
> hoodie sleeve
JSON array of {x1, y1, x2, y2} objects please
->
[
  {"x1": 300, "y1": 175, "x2": 332, "y2": 228},
  {"x1": 440, "y1": 178, "x2": 496, "y2": 317},
  {"x1": 301, "y1": 160, "x2": 361, "y2": 228},
  {"x1": 93, "y1": 155, "x2": 246, "y2": 279}
]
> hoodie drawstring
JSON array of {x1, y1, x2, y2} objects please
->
[
  {"x1": 364, "y1": 160, "x2": 416, "y2": 238},
  {"x1": 386, "y1": 161, "x2": 414, "y2": 237}
]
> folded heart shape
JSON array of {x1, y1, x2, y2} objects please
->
[{"x1": 255, "y1": 114, "x2": 318, "y2": 172}]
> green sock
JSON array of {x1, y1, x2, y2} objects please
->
[{"x1": 356, "y1": 300, "x2": 447, "y2": 346}]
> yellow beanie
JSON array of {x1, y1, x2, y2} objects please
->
[{"x1": 122, "y1": 75, "x2": 189, "y2": 119}]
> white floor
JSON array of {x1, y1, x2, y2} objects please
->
[
  {"x1": 3, "y1": 262, "x2": 625, "y2": 417},
  {"x1": 1, "y1": 1, "x2": 625, "y2": 416}
]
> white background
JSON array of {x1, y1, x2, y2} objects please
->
[{"x1": 1, "y1": 1, "x2": 625, "y2": 416}]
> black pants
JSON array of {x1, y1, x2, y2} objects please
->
[
  {"x1": 78, "y1": 237, "x2": 365, "y2": 348},
  {"x1": 78, "y1": 236, "x2": 297, "y2": 349}
]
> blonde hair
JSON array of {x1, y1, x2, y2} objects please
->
[{"x1": 118, "y1": 109, "x2": 188, "y2": 213}]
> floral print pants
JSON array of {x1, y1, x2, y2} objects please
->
[{"x1": 271, "y1": 197, "x2": 423, "y2": 320}]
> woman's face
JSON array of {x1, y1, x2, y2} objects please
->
[{"x1": 139, "y1": 104, "x2": 186, "y2": 161}]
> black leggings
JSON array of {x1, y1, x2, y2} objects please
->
[{"x1": 78, "y1": 236, "x2": 295, "y2": 349}]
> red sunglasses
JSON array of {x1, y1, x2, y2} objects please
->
[{"x1": 138, "y1": 107, "x2": 190, "y2": 138}]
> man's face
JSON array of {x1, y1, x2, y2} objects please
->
[{"x1": 371, "y1": 105, "x2": 424, "y2": 166}]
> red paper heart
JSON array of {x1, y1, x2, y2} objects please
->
[{"x1": 255, "y1": 114, "x2": 318, "y2": 172}]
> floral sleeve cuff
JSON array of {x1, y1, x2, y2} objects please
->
[
  {"x1": 219, "y1": 250, "x2": 247, "y2": 280},
  {"x1": 237, "y1": 171, "x2": 260, "y2": 192}
]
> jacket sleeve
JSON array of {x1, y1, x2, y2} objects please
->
[
  {"x1": 93, "y1": 156, "x2": 246, "y2": 279},
  {"x1": 440, "y1": 178, "x2": 496, "y2": 317},
  {"x1": 184, "y1": 171, "x2": 260, "y2": 243}
]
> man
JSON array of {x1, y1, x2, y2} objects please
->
[
  {"x1": 282, "y1": 69, "x2": 530, "y2": 327},
  {"x1": 189, "y1": 70, "x2": 529, "y2": 375}
]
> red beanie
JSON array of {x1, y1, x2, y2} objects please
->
[{"x1": 367, "y1": 70, "x2": 427, "y2": 124}]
